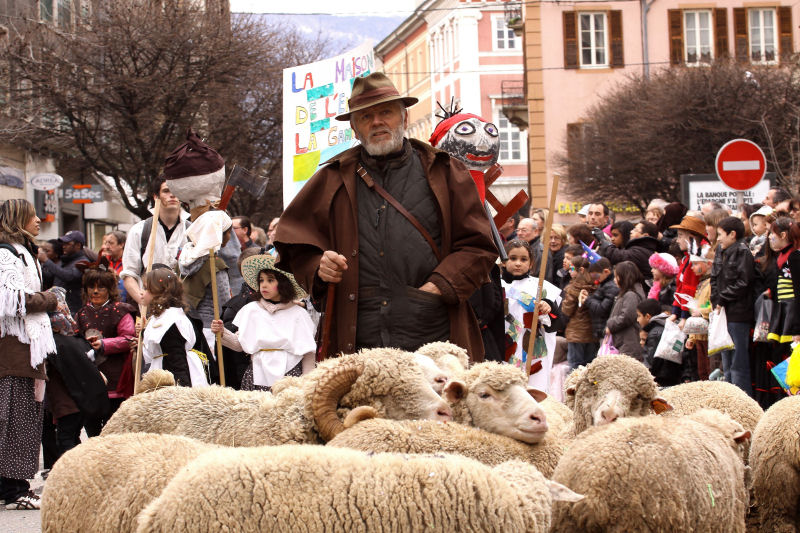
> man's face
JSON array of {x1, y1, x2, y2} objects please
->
[
  {"x1": 516, "y1": 219, "x2": 536, "y2": 243},
  {"x1": 157, "y1": 182, "x2": 180, "y2": 211},
  {"x1": 268, "y1": 217, "x2": 279, "y2": 244},
  {"x1": 61, "y1": 240, "x2": 79, "y2": 256},
  {"x1": 351, "y1": 101, "x2": 407, "y2": 156},
  {"x1": 232, "y1": 218, "x2": 249, "y2": 246},
  {"x1": 764, "y1": 190, "x2": 776, "y2": 207},
  {"x1": 587, "y1": 204, "x2": 607, "y2": 228}
]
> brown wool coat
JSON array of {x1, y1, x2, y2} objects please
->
[
  {"x1": 275, "y1": 139, "x2": 497, "y2": 362},
  {"x1": 561, "y1": 273, "x2": 597, "y2": 344},
  {"x1": 0, "y1": 291, "x2": 59, "y2": 380}
]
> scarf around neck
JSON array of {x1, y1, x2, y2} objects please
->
[{"x1": 0, "y1": 242, "x2": 55, "y2": 368}]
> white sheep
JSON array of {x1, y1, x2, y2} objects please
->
[
  {"x1": 749, "y1": 395, "x2": 800, "y2": 533},
  {"x1": 441, "y1": 361, "x2": 549, "y2": 442},
  {"x1": 41, "y1": 433, "x2": 217, "y2": 533},
  {"x1": 414, "y1": 340, "x2": 470, "y2": 375},
  {"x1": 551, "y1": 409, "x2": 751, "y2": 532},
  {"x1": 103, "y1": 347, "x2": 452, "y2": 445},
  {"x1": 328, "y1": 407, "x2": 567, "y2": 477},
  {"x1": 135, "y1": 445, "x2": 583, "y2": 533},
  {"x1": 562, "y1": 355, "x2": 672, "y2": 438},
  {"x1": 539, "y1": 396, "x2": 573, "y2": 437},
  {"x1": 660, "y1": 380, "x2": 763, "y2": 459}
]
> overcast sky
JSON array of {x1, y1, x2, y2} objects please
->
[{"x1": 230, "y1": 0, "x2": 417, "y2": 16}]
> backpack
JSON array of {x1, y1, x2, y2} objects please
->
[{"x1": 139, "y1": 217, "x2": 191, "y2": 263}]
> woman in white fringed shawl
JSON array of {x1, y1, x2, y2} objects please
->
[{"x1": 0, "y1": 199, "x2": 57, "y2": 510}]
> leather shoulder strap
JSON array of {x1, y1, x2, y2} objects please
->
[{"x1": 356, "y1": 164, "x2": 441, "y2": 262}]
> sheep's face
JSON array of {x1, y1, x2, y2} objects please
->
[
  {"x1": 566, "y1": 356, "x2": 662, "y2": 434},
  {"x1": 444, "y1": 374, "x2": 548, "y2": 444},
  {"x1": 340, "y1": 350, "x2": 453, "y2": 424},
  {"x1": 413, "y1": 354, "x2": 451, "y2": 395}
]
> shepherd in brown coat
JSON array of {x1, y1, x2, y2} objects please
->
[{"x1": 276, "y1": 73, "x2": 496, "y2": 361}]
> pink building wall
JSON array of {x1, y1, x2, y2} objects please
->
[{"x1": 537, "y1": 0, "x2": 800, "y2": 218}]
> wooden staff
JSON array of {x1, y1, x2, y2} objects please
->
[
  {"x1": 319, "y1": 284, "x2": 335, "y2": 360},
  {"x1": 526, "y1": 175, "x2": 560, "y2": 377},
  {"x1": 133, "y1": 199, "x2": 161, "y2": 393},
  {"x1": 209, "y1": 248, "x2": 225, "y2": 386}
]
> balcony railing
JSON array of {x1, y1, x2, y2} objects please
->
[
  {"x1": 501, "y1": 80, "x2": 527, "y2": 130},
  {"x1": 504, "y1": 1, "x2": 523, "y2": 36}
]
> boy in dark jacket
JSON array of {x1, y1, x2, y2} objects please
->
[
  {"x1": 710, "y1": 216, "x2": 755, "y2": 396},
  {"x1": 582, "y1": 258, "x2": 620, "y2": 341},
  {"x1": 637, "y1": 298, "x2": 681, "y2": 386}
]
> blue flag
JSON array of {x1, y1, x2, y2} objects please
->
[{"x1": 580, "y1": 240, "x2": 601, "y2": 264}]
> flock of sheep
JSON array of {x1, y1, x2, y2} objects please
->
[{"x1": 40, "y1": 342, "x2": 799, "y2": 532}]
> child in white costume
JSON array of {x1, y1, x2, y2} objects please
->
[
  {"x1": 211, "y1": 254, "x2": 316, "y2": 391},
  {"x1": 141, "y1": 268, "x2": 208, "y2": 388},
  {"x1": 501, "y1": 240, "x2": 562, "y2": 393}
]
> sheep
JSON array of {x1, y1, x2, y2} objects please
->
[
  {"x1": 415, "y1": 340, "x2": 469, "y2": 376},
  {"x1": 103, "y1": 347, "x2": 452, "y2": 445},
  {"x1": 414, "y1": 352, "x2": 450, "y2": 394},
  {"x1": 134, "y1": 368, "x2": 175, "y2": 393},
  {"x1": 749, "y1": 395, "x2": 800, "y2": 533},
  {"x1": 135, "y1": 445, "x2": 583, "y2": 533},
  {"x1": 660, "y1": 380, "x2": 763, "y2": 460},
  {"x1": 328, "y1": 407, "x2": 567, "y2": 477},
  {"x1": 562, "y1": 355, "x2": 672, "y2": 438},
  {"x1": 440, "y1": 361, "x2": 549, "y2": 443},
  {"x1": 41, "y1": 433, "x2": 217, "y2": 533},
  {"x1": 551, "y1": 409, "x2": 751, "y2": 532},
  {"x1": 539, "y1": 396, "x2": 573, "y2": 437}
]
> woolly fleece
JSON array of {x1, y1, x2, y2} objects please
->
[
  {"x1": 660, "y1": 380, "x2": 763, "y2": 460},
  {"x1": 551, "y1": 410, "x2": 749, "y2": 532},
  {"x1": 749, "y1": 395, "x2": 800, "y2": 533},
  {"x1": 415, "y1": 340, "x2": 470, "y2": 375},
  {"x1": 41, "y1": 433, "x2": 216, "y2": 533},
  {"x1": 135, "y1": 445, "x2": 559, "y2": 533},
  {"x1": 327, "y1": 418, "x2": 566, "y2": 477},
  {"x1": 103, "y1": 347, "x2": 446, "y2": 445}
]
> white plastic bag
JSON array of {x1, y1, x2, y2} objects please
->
[
  {"x1": 654, "y1": 319, "x2": 686, "y2": 364},
  {"x1": 708, "y1": 308, "x2": 735, "y2": 356}
]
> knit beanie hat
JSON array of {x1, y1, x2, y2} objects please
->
[{"x1": 648, "y1": 252, "x2": 679, "y2": 276}]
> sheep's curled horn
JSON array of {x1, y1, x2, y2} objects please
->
[{"x1": 311, "y1": 358, "x2": 366, "y2": 441}]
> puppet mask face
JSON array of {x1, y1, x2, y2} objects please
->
[{"x1": 436, "y1": 118, "x2": 499, "y2": 171}]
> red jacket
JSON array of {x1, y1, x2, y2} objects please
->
[{"x1": 672, "y1": 252, "x2": 699, "y2": 318}]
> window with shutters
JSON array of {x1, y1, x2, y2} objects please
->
[
  {"x1": 498, "y1": 114, "x2": 523, "y2": 162},
  {"x1": 580, "y1": 12, "x2": 608, "y2": 68},
  {"x1": 749, "y1": 8, "x2": 777, "y2": 63},
  {"x1": 493, "y1": 15, "x2": 518, "y2": 51},
  {"x1": 684, "y1": 10, "x2": 714, "y2": 64}
]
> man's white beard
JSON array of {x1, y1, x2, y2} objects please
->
[{"x1": 361, "y1": 125, "x2": 405, "y2": 156}]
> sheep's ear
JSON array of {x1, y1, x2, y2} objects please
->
[
  {"x1": 527, "y1": 387, "x2": 548, "y2": 403},
  {"x1": 733, "y1": 430, "x2": 751, "y2": 444},
  {"x1": 565, "y1": 385, "x2": 576, "y2": 398},
  {"x1": 443, "y1": 380, "x2": 466, "y2": 402},
  {"x1": 651, "y1": 398, "x2": 673, "y2": 414},
  {"x1": 546, "y1": 480, "x2": 584, "y2": 503}
]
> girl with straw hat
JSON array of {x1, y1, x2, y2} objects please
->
[{"x1": 211, "y1": 254, "x2": 316, "y2": 390}]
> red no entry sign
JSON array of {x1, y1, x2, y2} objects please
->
[{"x1": 715, "y1": 139, "x2": 766, "y2": 190}]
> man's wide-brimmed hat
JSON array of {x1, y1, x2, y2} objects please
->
[
  {"x1": 670, "y1": 215, "x2": 706, "y2": 237},
  {"x1": 335, "y1": 72, "x2": 418, "y2": 121},
  {"x1": 240, "y1": 254, "x2": 305, "y2": 299}
]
